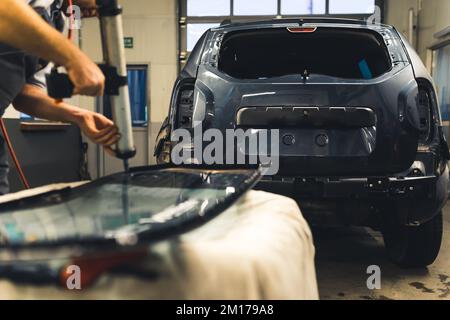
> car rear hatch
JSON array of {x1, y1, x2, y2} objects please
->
[{"x1": 191, "y1": 22, "x2": 421, "y2": 176}]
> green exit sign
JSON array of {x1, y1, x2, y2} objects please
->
[{"x1": 124, "y1": 37, "x2": 134, "y2": 49}]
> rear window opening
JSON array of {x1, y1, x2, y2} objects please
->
[{"x1": 218, "y1": 27, "x2": 392, "y2": 80}]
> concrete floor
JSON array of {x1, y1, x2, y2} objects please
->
[{"x1": 314, "y1": 202, "x2": 450, "y2": 300}]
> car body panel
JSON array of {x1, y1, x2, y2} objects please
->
[{"x1": 156, "y1": 18, "x2": 449, "y2": 226}]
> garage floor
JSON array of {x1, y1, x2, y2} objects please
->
[{"x1": 314, "y1": 202, "x2": 450, "y2": 300}]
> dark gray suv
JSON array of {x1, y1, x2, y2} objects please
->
[{"x1": 155, "y1": 18, "x2": 449, "y2": 267}]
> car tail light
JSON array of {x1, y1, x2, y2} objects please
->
[
  {"x1": 417, "y1": 87, "x2": 433, "y2": 144},
  {"x1": 287, "y1": 27, "x2": 317, "y2": 33},
  {"x1": 176, "y1": 87, "x2": 194, "y2": 129}
]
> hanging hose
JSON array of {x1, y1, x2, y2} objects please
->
[
  {"x1": 0, "y1": 119, "x2": 30, "y2": 189},
  {"x1": 0, "y1": 1, "x2": 75, "y2": 190}
]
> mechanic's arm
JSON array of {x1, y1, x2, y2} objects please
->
[
  {"x1": 0, "y1": 0, "x2": 104, "y2": 96},
  {"x1": 12, "y1": 85, "x2": 119, "y2": 156}
]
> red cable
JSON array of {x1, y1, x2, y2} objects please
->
[
  {"x1": 0, "y1": 119, "x2": 30, "y2": 189},
  {"x1": 67, "y1": 0, "x2": 74, "y2": 41}
]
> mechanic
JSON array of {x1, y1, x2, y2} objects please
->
[{"x1": 0, "y1": 0, "x2": 119, "y2": 195}]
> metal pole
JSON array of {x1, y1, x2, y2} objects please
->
[{"x1": 98, "y1": 0, "x2": 136, "y2": 161}]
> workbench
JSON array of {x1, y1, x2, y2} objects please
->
[{"x1": 0, "y1": 183, "x2": 318, "y2": 299}]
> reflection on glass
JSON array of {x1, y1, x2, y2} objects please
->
[
  {"x1": 0, "y1": 168, "x2": 256, "y2": 247},
  {"x1": 233, "y1": 0, "x2": 278, "y2": 16},
  {"x1": 187, "y1": 23, "x2": 220, "y2": 51},
  {"x1": 329, "y1": 0, "x2": 375, "y2": 14},
  {"x1": 281, "y1": 0, "x2": 326, "y2": 15},
  {"x1": 187, "y1": 0, "x2": 230, "y2": 16}
]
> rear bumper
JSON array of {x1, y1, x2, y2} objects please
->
[{"x1": 256, "y1": 166, "x2": 449, "y2": 226}]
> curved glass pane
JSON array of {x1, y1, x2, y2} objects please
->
[{"x1": 0, "y1": 167, "x2": 260, "y2": 249}]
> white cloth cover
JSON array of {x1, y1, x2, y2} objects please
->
[{"x1": 0, "y1": 183, "x2": 318, "y2": 300}]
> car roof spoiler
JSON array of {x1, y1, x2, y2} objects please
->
[{"x1": 219, "y1": 17, "x2": 371, "y2": 28}]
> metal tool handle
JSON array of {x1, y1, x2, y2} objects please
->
[
  {"x1": 46, "y1": 69, "x2": 74, "y2": 99},
  {"x1": 46, "y1": 66, "x2": 128, "y2": 98},
  {"x1": 98, "y1": 0, "x2": 135, "y2": 160},
  {"x1": 46, "y1": 0, "x2": 136, "y2": 161}
]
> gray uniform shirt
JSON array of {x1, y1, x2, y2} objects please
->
[{"x1": 0, "y1": 0, "x2": 63, "y2": 194}]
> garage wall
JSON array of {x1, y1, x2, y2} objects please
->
[
  {"x1": 386, "y1": 0, "x2": 450, "y2": 61},
  {"x1": 79, "y1": 0, "x2": 178, "y2": 177}
]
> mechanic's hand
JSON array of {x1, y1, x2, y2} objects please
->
[
  {"x1": 77, "y1": 111, "x2": 120, "y2": 157},
  {"x1": 65, "y1": 53, "x2": 105, "y2": 96}
]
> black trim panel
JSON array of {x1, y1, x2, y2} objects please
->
[{"x1": 236, "y1": 106, "x2": 377, "y2": 129}]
